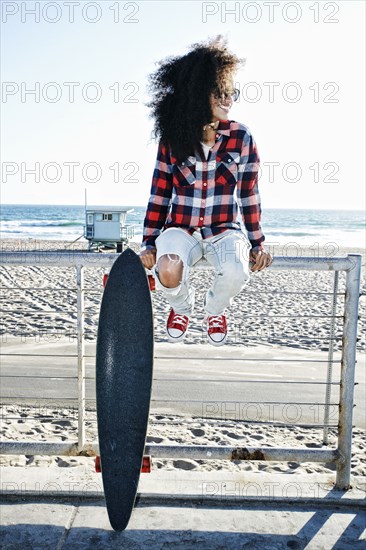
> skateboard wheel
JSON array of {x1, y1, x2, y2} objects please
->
[
  {"x1": 103, "y1": 274, "x2": 109, "y2": 288},
  {"x1": 95, "y1": 455, "x2": 101, "y2": 472},
  {"x1": 148, "y1": 274, "x2": 155, "y2": 292},
  {"x1": 141, "y1": 455, "x2": 152, "y2": 473}
]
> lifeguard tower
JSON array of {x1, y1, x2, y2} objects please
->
[{"x1": 84, "y1": 207, "x2": 135, "y2": 252}]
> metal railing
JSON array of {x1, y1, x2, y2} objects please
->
[{"x1": 0, "y1": 251, "x2": 362, "y2": 489}]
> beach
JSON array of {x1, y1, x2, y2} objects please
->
[{"x1": 0, "y1": 238, "x2": 365, "y2": 479}]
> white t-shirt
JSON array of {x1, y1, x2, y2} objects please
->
[{"x1": 200, "y1": 141, "x2": 213, "y2": 160}]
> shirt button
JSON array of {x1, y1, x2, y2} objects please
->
[
  {"x1": 199, "y1": 217, "x2": 203, "y2": 221},
  {"x1": 203, "y1": 182, "x2": 207, "y2": 186}
]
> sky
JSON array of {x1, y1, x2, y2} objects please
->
[{"x1": 1, "y1": 0, "x2": 365, "y2": 210}]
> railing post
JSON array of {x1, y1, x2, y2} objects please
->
[
  {"x1": 76, "y1": 265, "x2": 86, "y2": 451},
  {"x1": 323, "y1": 271, "x2": 339, "y2": 444},
  {"x1": 336, "y1": 254, "x2": 361, "y2": 489}
]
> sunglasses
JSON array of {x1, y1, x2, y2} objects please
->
[{"x1": 214, "y1": 88, "x2": 240, "y2": 102}]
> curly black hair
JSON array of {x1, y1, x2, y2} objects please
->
[{"x1": 145, "y1": 35, "x2": 245, "y2": 164}]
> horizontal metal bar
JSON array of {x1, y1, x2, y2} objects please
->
[
  {"x1": 211, "y1": 336, "x2": 343, "y2": 341},
  {"x1": 0, "y1": 396, "x2": 78, "y2": 400},
  {"x1": 249, "y1": 315, "x2": 343, "y2": 319},
  {"x1": 152, "y1": 379, "x2": 340, "y2": 385},
  {"x1": 0, "y1": 252, "x2": 353, "y2": 271},
  {"x1": 1, "y1": 374, "x2": 77, "y2": 380},
  {"x1": 157, "y1": 360, "x2": 341, "y2": 364},
  {"x1": 155, "y1": 356, "x2": 342, "y2": 363},
  {"x1": 150, "y1": 400, "x2": 339, "y2": 406},
  {"x1": 0, "y1": 354, "x2": 343, "y2": 364},
  {"x1": 0, "y1": 378, "x2": 340, "y2": 387},
  {"x1": 0, "y1": 355, "x2": 304, "y2": 364},
  {"x1": 149, "y1": 420, "x2": 339, "y2": 429},
  {"x1": 0, "y1": 441, "x2": 341, "y2": 463},
  {"x1": 8, "y1": 398, "x2": 340, "y2": 405},
  {"x1": 145, "y1": 444, "x2": 341, "y2": 463},
  {"x1": 0, "y1": 441, "x2": 91, "y2": 456},
  {"x1": 0, "y1": 354, "x2": 78, "y2": 357}
]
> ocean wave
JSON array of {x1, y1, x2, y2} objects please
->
[
  {"x1": 1, "y1": 221, "x2": 83, "y2": 228},
  {"x1": 26, "y1": 221, "x2": 83, "y2": 227},
  {"x1": 267, "y1": 231, "x2": 321, "y2": 237}
]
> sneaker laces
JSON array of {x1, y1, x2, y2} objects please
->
[
  {"x1": 207, "y1": 315, "x2": 225, "y2": 329},
  {"x1": 172, "y1": 314, "x2": 188, "y2": 327}
]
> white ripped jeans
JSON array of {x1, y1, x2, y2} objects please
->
[{"x1": 151, "y1": 227, "x2": 251, "y2": 316}]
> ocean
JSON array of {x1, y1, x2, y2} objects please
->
[{"x1": 0, "y1": 204, "x2": 365, "y2": 250}]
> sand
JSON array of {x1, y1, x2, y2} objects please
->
[
  {"x1": 1, "y1": 407, "x2": 365, "y2": 478},
  {"x1": 0, "y1": 238, "x2": 365, "y2": 479}
]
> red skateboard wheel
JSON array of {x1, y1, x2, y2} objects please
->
[
  {"x1": 141, "y1": 455, "x2": 152, "y2": 473},
  {"x1": 148, "y1": 274, "x2": 155, "y2": 292}
]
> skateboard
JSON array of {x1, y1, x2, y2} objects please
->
[{"x1": 95, "y1": 248, "x2": 154, "y2": 531}]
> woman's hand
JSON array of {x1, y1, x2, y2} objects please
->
[
  {"x1": 140, "y1": 248, "x2": 157, "y2": 270},
  {"x1": 249, "y1": 248, "x2": 273, "y2": 272}
]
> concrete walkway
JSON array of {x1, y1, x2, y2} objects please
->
[{"x1": 1, "y1": 467, "x2": 365, "y2": 549}]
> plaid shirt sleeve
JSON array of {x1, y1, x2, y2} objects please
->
[
  {"x1": 237, "y1": 130, "x2": 265, "y2": 250},
  {"x1": 141, "y1": 139, "x2": 173, "y2": 251}
]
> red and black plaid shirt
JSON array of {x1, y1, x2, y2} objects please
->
[{"x1": 141, "y1": 119, "x2": 265, "y2": 251}]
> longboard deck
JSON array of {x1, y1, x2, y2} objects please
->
[{"x1": 96, "y1": 248, "x2": 154, "y2": 531}]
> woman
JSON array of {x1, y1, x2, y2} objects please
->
[{"x1": 140, "y1": 35, "x2": 272, "y2": 346}]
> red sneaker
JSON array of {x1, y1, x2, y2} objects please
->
[
  {"x1": 204, "y1": 314, "x2": 228, "y2": 346},
  {"x1": 166, "y1": 309, "x2": 190, "y2": 343}
]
